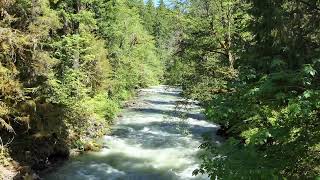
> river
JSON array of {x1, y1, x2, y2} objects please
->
[{"x1": 45, "y1": 86, "x2": 220, "y2": 180}]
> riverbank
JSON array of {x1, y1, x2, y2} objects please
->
[
  {"x1": 0, "y1": 90, "x2": 144, "y2": 180},
  {"x1": 1, "y1": 86, "x2": 220, "y2": 180}
]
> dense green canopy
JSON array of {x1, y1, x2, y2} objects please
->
[
  {"x1": 167, "y1": 0, "x2": 320, "y2": 179},
  {"x1": 0, "y1": 0, "x2": 319, "y2": 179},
  {"x1": 0, "y1": 0, "x2": 173, "y2": 169}
]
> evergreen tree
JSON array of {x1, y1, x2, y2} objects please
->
[
  {"x1": 0, "y1": 0, "x2": 165, "y2": 169},
  {"x1": 167, "y1": 0, "x2": 320, "y2": 178},
  {"x1": 1, "y1": 0, "x2": 319, "y2": 178},
  {"x1": 142, "y1": 0, "x2": 156, "y2": 33}
]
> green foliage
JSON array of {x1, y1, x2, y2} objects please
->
[
  {"x1": 95, "y1": 0, "x2": 165, "y2": 91},
  {"x1": 82, "y1": 93, "x2": 120, "y2": 121},
  {"x1": 142, "y1": 0, "x2": 156, "y2": 33},
  {"x1": 5, "y1": 0, "x2": 319, "y2": 178},
  {"x1": 0, "y1": 0, "x2": 166, "y2": 169},
  {"x1": 167, "y1": 0, "x2": 320, "y2": 179}
]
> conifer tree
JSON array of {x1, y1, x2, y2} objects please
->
[{"x1": 142, "y1": 0, "x2": 156, "y2": 34}]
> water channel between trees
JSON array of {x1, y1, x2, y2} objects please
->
[{"x1": 45, "y1": 86, "x2": 221, "y2": 180}]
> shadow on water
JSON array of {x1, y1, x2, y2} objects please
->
[
  {"x1": 110, "y1": 121, "x2": 218, "y2": 149},
  {"x1": 158, "y1": 92, "x2": 181, "y2": 97},
  {"x1": 44, "y1": 86, "x2": 217, "y2": 180},
  {"x1": 130, "y1": 108, "x2": 205, "y2": 120},
  {"x1": 146, "y1": 100, "x2": 177, "y2": 106},
  {"x1": 111, "y1": 121, "x2": 217, "y2": 139}
]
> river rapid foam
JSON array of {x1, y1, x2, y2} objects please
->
[{"x1": 45, "y1": 86, "x2": 220, "y2": 180}]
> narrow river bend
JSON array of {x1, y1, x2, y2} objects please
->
[{"x1": 45, "y1": 86, "x2": 220, "y2": 180}]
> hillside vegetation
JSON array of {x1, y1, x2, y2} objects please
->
[
  {"x1": 167, "y1": 0, "x2": 320, "y2": 179},
  {"x1": 0, "y1": 0, "x2": 175, "y2": 171},
  {"x1": 1, "y1": 0, "x2": 320, "y2": 179}
]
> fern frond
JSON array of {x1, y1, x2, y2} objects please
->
[{"x1": 0, "y1": 117, "x2": 14, "y2": 133}]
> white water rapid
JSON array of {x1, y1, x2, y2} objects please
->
[{"x1": 45, "y1": 86, "x2": 220, "y2": 180}]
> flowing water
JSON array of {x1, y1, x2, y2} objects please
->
[{"x1": 45, "y1": 86, "x2": 220, "y2": 180}]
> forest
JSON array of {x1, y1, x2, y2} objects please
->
[{"x1": 0, "y1": 0, "x2": 320, "y2": 179}]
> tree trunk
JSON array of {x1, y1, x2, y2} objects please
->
[{"x1": 228, "y1": 50, "x2": 234, "y2": 69}]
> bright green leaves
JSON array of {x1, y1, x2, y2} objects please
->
[
  {"x1": 166, "y1": 0, "x2": 320, "y2": 178},
  {"x1": 241, "y1": 128, "x2": 272, "y2": 145},
  {"x1": 96, "y1": 0, "x2": 163, "y2": 90},
  {"x1": 143, "y1": 0, "x2": 156, "y2": 33},
  {"x1": 196, "y1": 137, "x2": 278, "y2": 179},
  {"x1": 303, "y1": 64, "x2": 317, "y2": 86},
  {"x1": 75, "y1": 10, "x2": 97, "y2": 32},
  {"x1": 81, "y1": 93, "x2": 119, "y2": 121},
  {"x1": 28, "y1": 0, "x2": 61, "y2": 36},
  {"x1": 304, "y1": 64, "x2": 317, "y2": 77},
  {"x1": 49, "y1": 69, "x2": 89, "y2": 104},
  {"x1": 0, "y1": 0, "x2": 166, "y2": 158}
]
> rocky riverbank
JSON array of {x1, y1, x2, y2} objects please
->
[{"x1": 0, "y1": 90, "x2": 151, "y2": 180}]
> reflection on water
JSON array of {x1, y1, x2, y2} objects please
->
[{"x1": 45, "y1": 86, "x2": 220, "y2": 180}]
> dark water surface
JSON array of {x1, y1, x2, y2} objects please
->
[{"x1": 45, "y1": 86, "x2": 220, "y2": 180}]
